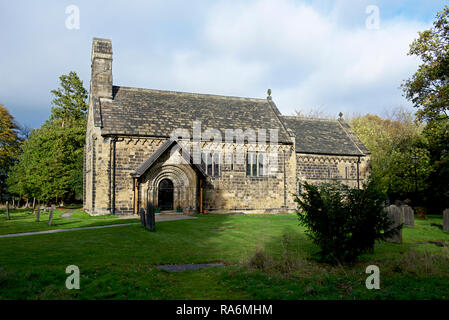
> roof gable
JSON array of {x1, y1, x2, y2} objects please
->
[{"x1": 132, "y1": 139, "x2": 206, "y2": 178}]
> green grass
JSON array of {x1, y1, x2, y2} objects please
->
[
  {"x1": 0, "y1": 213, "x2": 448, "y2": 299},
  {"x1": 0, "y1": 208, "x2": 139, "y2": 235}
]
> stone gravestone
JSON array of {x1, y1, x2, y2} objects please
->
[
  {"x1": 36, "y1": 207, "x2": 40, "y2": 222},
  {"x1": 139, "y1": 208, "x2": 146, "y2": 227},
  {"x1": 443, "y1": 209, "x2": 449, "y2": 233},
  {"x1": 145, "y1": 202, "x2": 155, "y2": 231},
  {"x1": 385, "y1": 205, "x2": 403, "y2": 243},
  {"x1": 6, "y1": 201, "x2": 10, "y2": 220},
  {"x1": 48, "y1": 205, "x2": 55, "y2": 226},
  {"x1": 401, "y1": 205, "x2": 415, "y2": 227}
]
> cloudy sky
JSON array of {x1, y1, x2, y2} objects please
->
[{"x1": 0, "y1": 0, "x2": 446, "y2": 129}]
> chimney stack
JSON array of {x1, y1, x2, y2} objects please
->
[{"x1": 91, "y1": 38, "x2": 113, "y2": 99}]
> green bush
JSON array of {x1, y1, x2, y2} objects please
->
[{"x1": 295, "y1": 180, "x2": 399, "y2": 264}]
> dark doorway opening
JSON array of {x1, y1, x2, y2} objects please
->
[{"x1": 158, "y1": 179, "x2": 174, "y2": 211}]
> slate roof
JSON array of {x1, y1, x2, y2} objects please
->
[
  {"x1": 99, "y1": 86, "x2": 292, "y2": 144},
  {"x1": 95, "y1": 85, "x2": 369, "y2": 156},
  {"x1": 282, "y1": 116, "x2": 369, "y2": 156}
]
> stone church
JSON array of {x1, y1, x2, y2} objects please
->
[{"x1": 84, "y1": 38, "x2": 370, "y2": 216}]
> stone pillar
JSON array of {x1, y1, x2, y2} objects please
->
[
  {"x1": 443, "y1": 209, "x2": 449, "y2": 233},
  {"x1": 386, "y1": 205, "x2": 403, "y2": 243},
  {"x1": 91, "y1": 38, "x2": 113, "y2": 99}
]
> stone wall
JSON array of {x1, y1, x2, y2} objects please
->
[
  {"x1": 119, "y1": 139, "x2": 296, "y2": 215},
  {"x1": 114, "y1": 137, "x2": 168, "y2": 215},
  {"x1": 85, "y1": 129, "x2": 301, "y2": 215},
  {"x1": 85, "y1": 132, "x2": 371, "y2": 216},
  {"x1": 200, "y1": 143, "x2": 297, "y2": 213},
  {"x1": 296, "y1": 153, "x2": 371, "y2": 190}
]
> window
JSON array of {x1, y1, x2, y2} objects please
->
[
  {"x1": 213, "y1": 153, "x2": 220, "y2": 177},
  {"x1": 228, "y1": 152, "x2": 234, "y2": 171},
  {"x1": 246, "y1": 152, "x2": 265, "y2": 177},
  {"x1": 201, "y1": 151, "x2": 221, "y2": 177}
]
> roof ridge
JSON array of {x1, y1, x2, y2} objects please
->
[
  {"x1": 283, "y1": 115, "x2": 338, "y2": 122},
  {"x1": 113, "y1": 85, "x2": 266, "y2": 103}
]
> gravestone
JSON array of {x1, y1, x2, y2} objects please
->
[
  {"x1": 48, "y1": 205, "x2": 55, "y2": 226},
  {"x1": 401, "y1": 205, "x2": 414, "y2": 227},
  {"x1": 139, "y1": 208, "x2": 146, "y2": 227},
  {"x1": 36, "y1": 207, "x2": 40, "y2": 222},
  {"x1": 145, "y1": 202, "x2": 155, "y2": 231},
  {"x1": 443, "y1": 209, "x2": 449, "y2": 233},
  {"x1": 385, "y1": 205, "x2": 403, "y2": 243},
  {"x1": 6, "y1": 201, "x2": 10, "y2": 220}
]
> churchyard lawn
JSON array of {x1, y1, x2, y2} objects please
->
[
  {"x1": 0, "y1": 213, "x2": 448, "y2": 299},
  {"x1": 0, "y1": 208, "x2": 138, "y2": 235}
]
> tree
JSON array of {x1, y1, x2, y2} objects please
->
[
  {"x1": 0, "y1": 104, "x2": 22, "y2": 201},
  {"x1": 402, "y1": 5, "x2": 449, "y2": 212},
  {"x1": 420, "y1": 119, "x2": 449, "y2": 212},
  {"x1": 402, "y1": 5, "x2": 449, "y2": 122},
  {"x1": 350, "y1": 109, "x2": 430, "y2": 202},
  {"x1": 295, "y1": 180, "x2": 400, "y2": 264},
  {"x1": 50, "y1": 71, "x2": 88, "y2": 127},
  {"x1": 7, "y1": 71, "x2": 87, "y2": 204}
]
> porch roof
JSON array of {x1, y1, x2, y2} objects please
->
[{"x1": 131, "y1": 139, "x2": 207, "y2": 179}]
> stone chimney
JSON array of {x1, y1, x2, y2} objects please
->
[{"x1": 91, "y1": 38, "x2": 113, "y2": 99}]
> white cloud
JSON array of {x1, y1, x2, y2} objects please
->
[
  {"x1": 0, "y1": 0, "x2": 435, "y2": 128},
  {"x1": 161, "y1": 0, "x2": 429, "y2": 116}
]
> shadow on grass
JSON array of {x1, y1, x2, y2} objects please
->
[{"x1": 217, "y1": 216, "x2": 449, "y2": 300}]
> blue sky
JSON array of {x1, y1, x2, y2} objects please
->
[{"x1": 0, "y1": 0, "x2": 446, "y2": 129}]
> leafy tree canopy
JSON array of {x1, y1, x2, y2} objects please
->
[
  {"x1": 50, "y1": 71, "x2": 88, "y2": 126},
  {"x1": 8, "y1": 71, "x2": 87, "y2": 204},
  {"x1": 296, "y1": 180, "x2": 399, "y2": 264},
  {"x1": 403, "y1": 5, "x2": 449, "y2": 121},
  {"x1": 350, "y1": 109, "x2": 430, "y2": 200},
  {"x1": 0, "y1": 104, "x2": 23, "y2": 200}
]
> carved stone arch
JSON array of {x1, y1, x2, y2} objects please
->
[{"x1": 141, "y1": 162, "x2": 198, "y2": 211}]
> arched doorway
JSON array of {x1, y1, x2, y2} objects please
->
[{"x1": 158, "y1": 178, "x2": 174, "y2": 211}]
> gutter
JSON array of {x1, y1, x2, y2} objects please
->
[{"x1": 357, "y1": 156, "x2": 360, "y2": 189}]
